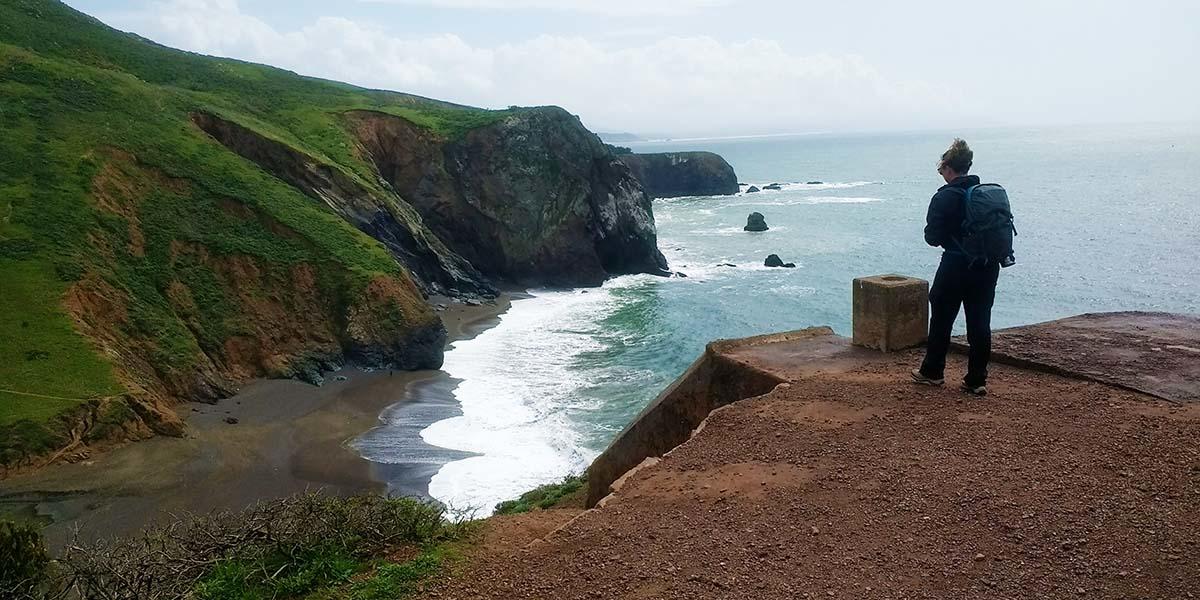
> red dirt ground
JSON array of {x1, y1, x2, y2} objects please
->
[{"x1": 425, "y1": 350, "x2": 1200, "y2": 600}]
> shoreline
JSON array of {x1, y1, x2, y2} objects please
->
[
  {"x1": 0, "y1": 293, "x2": 516, "y2": 549},
  {"x1": 355, "y1": 291, "x2": 530, "y2": 501}
]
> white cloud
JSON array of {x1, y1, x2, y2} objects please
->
[
  {"x1": 357, "y1": 0, "x2": 731, "y2": 17},
  {"x1": 108, "y1": 0, "x2": 958, "y2": 136}
]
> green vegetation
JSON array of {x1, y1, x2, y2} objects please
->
[
  {"x1": 494, "y1": 474, "x2": 586, "y2": 515},
  {"x1": 0, "y1": 259, "x2": 122, "y2": 427},
  {"x1": 5, "y1": 493, "x2": 471, "y2": 599},
  {"x1": 196, "y1": 544, "x2": 458, "y2": 600},
  {"x1": 323, "y1": 548, "x2": 453, "y2": 600},
  {"x1": 0, "y1": 520, "x2": 52, "y2": 598},
  {"x1": 0, "y1": 0, "x2": 530, "y2": 463}
]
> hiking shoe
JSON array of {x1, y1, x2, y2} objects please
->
[
  {"x1": 961, "y1": 382, "x2": 988, "y2": 397},
  {"x1": 910, "y1": 368, "x2": 944, "y2": 386}
]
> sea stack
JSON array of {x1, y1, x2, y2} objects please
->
[
  {"x1": 744, "y1": 212, "x2": 769, "y2": 232},
  {"x1": 764, "y1": 254, "x2": 796, "y2": 268}
]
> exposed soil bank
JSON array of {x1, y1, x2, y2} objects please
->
[{"x1": 0, "y1": 295, "x2": 513, "y2": 549}]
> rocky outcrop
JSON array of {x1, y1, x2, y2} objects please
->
[
  {"x1": 746, "y1": 185, "x2": 760, "y2": 194},
  {"x1": 348, "y1": 108, "x2": 669, "y2": 286},
  {"x1": 765, "y1": 254, "x2": 796, "y2": 268},
  {"x1": 744, "y1": 212, "x2": 769, "y2": 232},
  {"x1": 192, "y1": 112, "x2": 494, "y2": 298},
  {"x1": 617, "y1": 152, "x2": 738, "y2": 199}
]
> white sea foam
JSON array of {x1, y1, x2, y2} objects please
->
[
  {"x1": 658, "y1": 239, "x2": 733, "y2": 280},
  {"x1": 723, "y1": 195, "x2": 884, "y2": 208},
  {"x1": 656, "y1": 181, "x2": 879, "y2": 202},
  {"x1": 794, "y1": 196, "x2": 884, "y2": 204},
  {"x1": 787, "y1": 181, "x2": 880, "y2": 190},
  {"x1": 705, "y1": 225, "x2": 790, "y2": 236},
  {"x1": 421, "y1": 286, "x2": 634, "y2": 516},
  {"x1": 738, "y1": 261, "x2": 806, "y2": 272},
  {"x1": 736, "y1": 181, "x2": 879, "y2": 194},
  {"x1": 769, "y1": 284, "x2": 818, "y2": 296}
]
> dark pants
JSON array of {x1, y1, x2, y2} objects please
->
[{"x1": 920, "y1": 254, "x2": 1000, "y2": 387}]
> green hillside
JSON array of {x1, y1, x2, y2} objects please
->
[{"x1": 0, "y1": 0, "x2": 517, "y2": 465}]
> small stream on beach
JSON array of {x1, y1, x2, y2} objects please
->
[{"x1": 356, "y1": 122, "x2": 1200, "y2": 514}]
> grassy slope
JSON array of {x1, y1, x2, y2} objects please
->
[{"x1": 0, "y1": 0, "x2": 516, "y2": 451}]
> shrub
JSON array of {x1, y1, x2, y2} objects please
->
[
  {"x1": 58, "y1": 492, "x2": 470, "y2": 600},
  {"x1": 0, "y1": 520, "x2": 61, "y2": 600},
  {"x1": 494, "y1": 474, "x2": 586, "y2": 515}
]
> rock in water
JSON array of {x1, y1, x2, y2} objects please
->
[
  {"x1": 763, "y1": 183, "x2": 783, "y2": 190},
  {"x1": 744, "y1": 212, "x2": 769, "y2": 232},
  {"x1": 746, "y1": 185, "x2": 761, "y2": 194},
  {"x1": 764, "y1": 254, "x2": 797, "y2": 268},
  {"x1": 617, "y1": 152, "x2": 739, "y2": 198},
  {"x1": 806, "y1": 180, "x2": 823, "y2": 185}
]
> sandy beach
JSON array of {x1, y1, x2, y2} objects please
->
[{"x1": 0, "y1": 294, "x2": 515, "y2": 549}]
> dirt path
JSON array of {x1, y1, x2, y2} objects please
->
[{"x1": 425, "y1": 351, "x2": 1200, "y2": 599}]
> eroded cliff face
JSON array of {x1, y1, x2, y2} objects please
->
[
  {"x1": 348, "y1": 108, "x2": 669, "y2": 286},
  {"x1": 617, "y1": 151, "x2": 739, "y2": 198},
  {"x1": 1, "y1": 150, "x2": 447, "y2": 470},
  {"x1": 191, "y1": 112, "x2": 495, "y2": 298}
]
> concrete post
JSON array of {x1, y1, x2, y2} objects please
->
[{"x1": 852, "y1": 274, "x2": 929, "y2": 352}]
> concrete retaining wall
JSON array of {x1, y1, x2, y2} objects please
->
[{"x1": 585, "y1": 327, "x2": 833, "y2": 507}]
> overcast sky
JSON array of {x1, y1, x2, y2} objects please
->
[{"x1": 66, "y1": 0, "x2": 1200, "y2": 137}]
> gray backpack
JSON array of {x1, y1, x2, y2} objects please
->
[{"x1": 952, "y1": 183, "x2": 1017, "y2": 268}]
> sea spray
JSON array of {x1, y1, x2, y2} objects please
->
[{"x1": 420, "y1": 289, "x2": 626, "y2": 515}]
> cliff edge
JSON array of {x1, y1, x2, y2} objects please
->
[
  {"x1": 350, "y1": 108, "x2": 669, "y2": 286},
  {"x1": 428, "y1": 312, "x2": 1200, "y2": 599}
]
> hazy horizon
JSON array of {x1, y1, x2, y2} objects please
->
[{"x1": 64, "y1": 0, "x2": 1200, "y2": 138}]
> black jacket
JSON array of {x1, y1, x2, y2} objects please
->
[{"x1": 924, "y1": 174, "x2": 980, "y2": 249}]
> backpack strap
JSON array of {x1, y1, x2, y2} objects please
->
[
  {"x1": 947, "y1": 184, "x2": 978, "y2": 201},
  {"x1": 963, "y1": 184, "x2": 978, "y2": 205},
  {"x1": 949, "y1": 184, "x2": 983, "y2": 267}
]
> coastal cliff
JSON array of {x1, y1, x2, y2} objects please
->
[
  {"x1": 190, "y1": 111, "x2": 494, "y2": 299},
  {"x1": 350, "y1": 108, "x2": 669, "y2": 286},
  {"x1": 617, "y1": 151, "x2": 739, "y2": 198},
  {"x1": 0, "y1": 0, "x2": 670, "y2": 471}
]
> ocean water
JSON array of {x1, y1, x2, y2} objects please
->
[{"x1": 362, "y1": 123, "x2": 1200, "y2": 514}]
